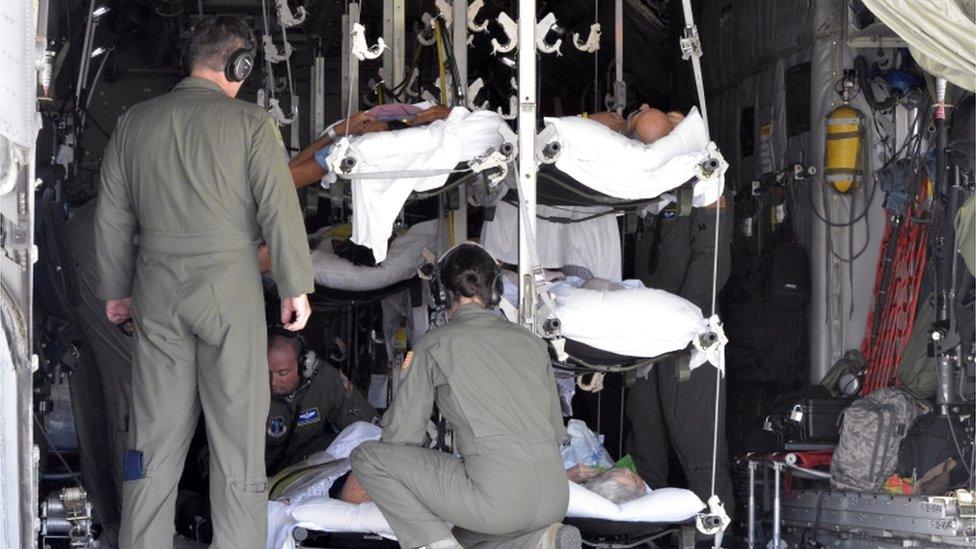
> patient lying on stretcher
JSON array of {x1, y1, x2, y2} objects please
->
[
  {"x1": 289, "y1": 103, "x2": 453, "y2": 188},
  {"x1": 567, "y1": 465, "x2": 649, "y2": 504},
  {"x1": 278, "y1": 460, "x2": 649, "y2": 507},
  {"x1": 588, "y1": 104, "x2": 686, "y2": 144}
]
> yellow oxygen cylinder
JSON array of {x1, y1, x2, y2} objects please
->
[{"x1": 824, "y1": 106, "x2": 864, "y2": 193}]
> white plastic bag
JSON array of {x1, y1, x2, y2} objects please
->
[{"x1": 560, "y1": 419, "x2": 615, "y2": 469}]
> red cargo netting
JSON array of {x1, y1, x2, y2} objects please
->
[{"x1": 860, "y1": 179, "x2": 931, "y2": 395}]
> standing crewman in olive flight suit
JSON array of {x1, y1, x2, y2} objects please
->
[{"x1": 94, "y1": 16, "x2": 314, "y2": 549}]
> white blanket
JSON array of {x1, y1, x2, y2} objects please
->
[
  {"x1": 542, "y1": 108, "x2": 724, "y2": 208},
  {"x1": 550, "y1": 278, "x2": 709, "y2": 361},
  {"x1": 326, "y1": 108, "x2": 509, "y2": 263},
  {"x1": 482, "y1": 201, "x2": 622, "y2": 281}
]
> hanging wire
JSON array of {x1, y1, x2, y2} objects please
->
[
  {"x1": 593, "y1": 0, "x2": 599, "y2": 113},
  {"x1": 343, "y1": 3, "x2": 364, "y2": 136}
]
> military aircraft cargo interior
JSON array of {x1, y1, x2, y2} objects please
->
[{"x1": 1, "y1": 0, "x2": 975, "y2": 548}]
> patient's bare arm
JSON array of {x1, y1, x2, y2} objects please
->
[
  {"x1": 587, "y1": 111, "x2": 627, "y2": 134},
  {"x1": 567, "y1": 464, "x2": 601, "y2": 483}
]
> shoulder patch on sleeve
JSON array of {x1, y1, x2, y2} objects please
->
[{"x1": 267, "y1": 416, "x2": 286, "y2": 438}]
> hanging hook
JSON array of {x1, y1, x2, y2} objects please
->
[
  {"x1": 403, "y1": 68, "x2": 421, "y2": 98},
  {"x1": 351, "y1": 22, "x2": 388, "y2": 61},
  {"x1": 467, "y1": 0, "x2": 488, "y2": 33},
  {"x1": 466, "y1": 78, "x2": 489, "y2": 110},
  {"x1": 421, "y1": 89, "x2": 440, "y2": 105},
  {"x1": 275, "y1": 0, "x2": 306, "y2": 28},
  {"x1": 535, "y1": 13, "x2": 562, "y2": 56},
  {"x1": 417, "y1": 13, "x2": 436, "y2": 46},
  {"x1": 262, "y1": 34, "x2": 292, "y2": 63},
  {"x1": 267, "y1": 97, "x2": 296, "y2": 125},
  {"x1": 573, "y1": 23, "x2": 601, "y2": 53},
  {"x1": 490, "y1": 12, "x2": 518, "y2": 55},
  {"x1": 497, "y1": 95, "x2": 517, "y2": 120},
  {"x1": 435, "y1": 0, "x2": 454, "y2": 28}
]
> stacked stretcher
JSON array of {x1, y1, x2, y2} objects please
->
[{"x1": 288, "y1": 106, "x2": 730, "y2": 547}]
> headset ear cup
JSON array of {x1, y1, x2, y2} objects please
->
[
  {"x1": 225, "y1": 48, "x2": 254, "y2": 82},
  {"x1": 489, "y1": 271, "x2": 504, "y2": 307},
  {"x1": 302, "y1": 349, "x2": 317, "y2": 379}
]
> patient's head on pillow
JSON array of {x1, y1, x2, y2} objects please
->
[
  {"x1": 581, "y1": 468, "x2": 648, "y2": 504},
  {"x1": 627, "y1": 104, "x2": 675, "y2": 144}
]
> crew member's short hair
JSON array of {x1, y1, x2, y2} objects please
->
[{"x1": 186, "y1": 15, "x2": 252, "y2": 73}]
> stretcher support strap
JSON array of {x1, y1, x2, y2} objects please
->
[{"x1": 679, "y1": 0, "x2": 728, "y2": 539}]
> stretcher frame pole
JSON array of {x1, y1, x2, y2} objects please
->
[
  {"x1": 382, "y1": 0, "x2": 405, "y2": 91},
  {"x1": 516, "y1": 0, "x2": 538, "y2": 329},
  {"x1": 341, "y1": 4, "x2": 360, "y2": 115},
  {"x1": 613, "y1": 0, "x2": 625, "y2": 114},
  {"x1": 772, "y1": 462, "x2": 783, "y2": 549},
  {"x1": 305, "y1": 51, "x2": 326, "y2": 216},
  {"x1": 747, "y1": 461, "x2": 756, "y2": 549},
  {"x1": 451, "y1": 0, "x2": 469, "y2": 244}
]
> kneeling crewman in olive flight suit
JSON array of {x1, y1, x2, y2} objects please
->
[
  {"x1": 94, "y1": 15, "x2": 314, "y2": 548},
  {"x1": 351, "y1": 243, "x2": 580, "y2": 549},
  {"x1": 265, "y1": 328, "x2": 379, "y2": 476}
]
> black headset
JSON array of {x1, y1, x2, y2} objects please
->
[
  {"x1": 430, "y1": 243, "x2": 504, "y2": 308},
  {"x1": 268, "y1": 325, "x2": 317, "y2": 380},
  {"x1": 225, "y1": 26, "x2": 257, "y2": 83}
]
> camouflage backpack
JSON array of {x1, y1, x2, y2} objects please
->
[{"x1": 830, "y1": 387, "x2": 922, "y2": 492}]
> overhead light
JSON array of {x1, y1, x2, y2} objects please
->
[
  {"x1": 92, "y1": 6, "x2": 110, "y2": 18},
  {"x1": 91, "y1": 47, "x2": 107, "y2": 58},
  {"x1": 498, "y1": 56, "x2": 516, "y2": 69}
]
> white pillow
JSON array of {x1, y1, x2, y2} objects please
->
[
  {"x1": 566, "y1": 482, "x2": 705, "y2": 523},
  {"x1": 542, "y1": 108, "x2": 722, "y2": 202},
  {"x1": 551, "y1": 279, "x2": 707, "y2": 358},
  {"x1": 324, "y1": 421, "x2": 382, "y2": 459},
  {"x1": 288, "y1": 499, "x2": 395, "y2": 538}
]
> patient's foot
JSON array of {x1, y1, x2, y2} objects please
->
[{"x1": 536, "y1": 523, "x2": 582, "y2": 549}]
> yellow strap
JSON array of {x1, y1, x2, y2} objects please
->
[
  {"x1": 433, "y1": 20, "x2": 448, "y2": 105},
  {"x1": 446, "y1": 210, "x2": 456, "y2": 246}
]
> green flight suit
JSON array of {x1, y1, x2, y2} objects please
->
[
  {"x1": 351, "y1": 304, "x2": 568, "y2": 549},
  {"x1": 94, "y1": 76, "x2": 314, "y2": 549},
  {"x1": 266, "y1": 357, "x2": 378, "y2": 475}
]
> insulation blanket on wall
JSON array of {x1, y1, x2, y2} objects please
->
[
  {"x1": 860, "y1": 0, "x2": 976, "y2": 91},
  {"x1": 325, "y1": 108, "x2": 509, "y2": 263},
  {"x1": 542, "y1": 107, "x2": 725, "y2": 207},
  {"x1": 481, "y1": 201, "x2": 623, "y2": 281},
  {"x1": 309, "y1": 220, "x2": 438, "y2": 291},
  {"x1": 548, "y1": 278, "x2": 710, "y2": 362}
]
